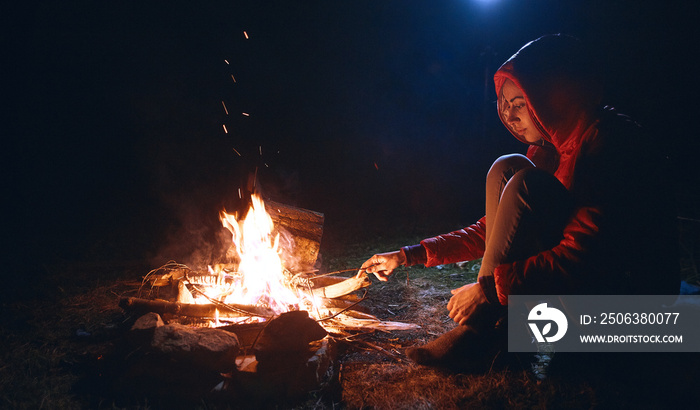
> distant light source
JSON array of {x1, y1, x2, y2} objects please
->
[{"x1": 471, "y1": 0, "x2": 501, "y2": 13}]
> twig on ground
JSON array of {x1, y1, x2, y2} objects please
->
[{"x1": 351, "y1": 339, "x2": 404, "y2": 362}]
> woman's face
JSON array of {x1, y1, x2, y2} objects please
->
[{"x1": 499, "y1": 79, "x2": 543, "y2": 143}]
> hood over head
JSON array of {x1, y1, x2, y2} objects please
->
[{"x1": 494, "y1": 34, "x2": 603, "y2": 150}]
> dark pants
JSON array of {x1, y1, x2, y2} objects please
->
[
  {"x1": 406, "y1": 154, "x2": 575, "y2": 370},
  {"x1": 478, "y1": 154, "x2": 573, "y2": 295}
]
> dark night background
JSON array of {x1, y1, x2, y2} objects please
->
[{"x1": 4, "y1": 1, "x2": 697, "y2": 286}]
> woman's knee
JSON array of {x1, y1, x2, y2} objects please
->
[
  {"x1": 498, "y1": 168, "x2": 573, "y2": 251},
  {"x1": 507, "y1": 167, "x2": 560, "y2": 193},
  {"x1": 504, "y1": 167, "x2": 572, "y2": 212},
  {"x1": 487, "y1": 154, "x2": 534, "y2": 185}
]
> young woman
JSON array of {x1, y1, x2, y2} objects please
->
[{"x1": 360, "y1": 34, "x2": 678, "y2": 370}]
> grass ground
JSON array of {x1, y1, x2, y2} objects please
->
[{"x1": 1, "y1": 222, "x2": 699, "y2": 409}]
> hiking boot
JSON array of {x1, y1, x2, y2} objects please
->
[{"x1": 406, "y1": 317, "x2": 511, "y2": 373}]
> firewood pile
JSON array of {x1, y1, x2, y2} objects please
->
[
  {"x1": 118, "y1": 262, "x2": 418, "y2": 336},
  {"x1": 116, "y1": 264, "x2": 418, "y2": 403},
  {"x1": 115, "y1": 198, "x2": 418, "y2": 403}
]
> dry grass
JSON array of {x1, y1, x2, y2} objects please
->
[
  {"x1": 339, "y1": 363, "x2": 599, "y2": 409},
  {"x1": 0, "y1": 267, "x2": 135, "y2": 409},
  {"x1": 2, "y1": 228, "x2": 700, "y2": 409}
]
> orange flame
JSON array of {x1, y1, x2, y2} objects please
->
[{"x1": 212, "y1": 195, "x2": 305, "y2": 314}]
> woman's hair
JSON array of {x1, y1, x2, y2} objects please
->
[{"x1": 497, "y1": 86, "x2": 508, "y2": 123}]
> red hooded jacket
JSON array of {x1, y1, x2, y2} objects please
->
[{"x1": 403, "y1": 35, "x2": 678, "y2": 304}]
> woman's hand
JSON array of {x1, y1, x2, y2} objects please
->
[
  {"x1": 360, "y1": 250, "x2": 406, "y2": 281},
  {"x1": 447, "y1": 282, "x2": 490, "y2": 326}
]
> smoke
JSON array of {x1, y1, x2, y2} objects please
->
[{"x1": 146, "y1": 196, "x2": 222, "y2": 269}]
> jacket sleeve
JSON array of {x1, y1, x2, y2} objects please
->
[
  {"x1": 493, "y1": 206, "x2": 600, "y2": 305},
  {"x1": 403, "y1": 216, "x2": 487, "y2": 267}
]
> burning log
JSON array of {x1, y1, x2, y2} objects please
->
[
  {"x1": 177, "y1": 280, "x2": 194, "y2": 304},
  {"x1": 119, "y1": 296, "x2": 275, "y2": 319},
  {"x1": 264, "y1": 198, "x2": 324, "y2": 270}
]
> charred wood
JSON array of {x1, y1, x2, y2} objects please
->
[
  {"x1": 264, "y1": 198, "x2": 324, "y2": 269},
  {"x1": 119, "y1": 296, "x2": 275, "y2": 319}
]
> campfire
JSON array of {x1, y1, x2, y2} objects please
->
[
  {"x1": 120, "y1": 194, "x2": 414, "y2": 332},
  {"x1": 117, "y1": 193, "x2": 417, "y2": 402}
]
